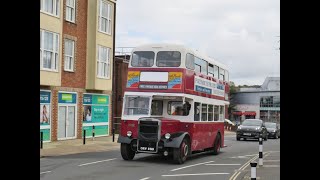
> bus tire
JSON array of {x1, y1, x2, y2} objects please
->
[
  {"x1": 121, "y1": 143, "x2": 135, "y2": 160},
  {"x1": 212, "y1": 133, "x2": 221, "y2": 155},
  {"x1": 173, "y1": 138, "x2": 190, "y2": 164}
]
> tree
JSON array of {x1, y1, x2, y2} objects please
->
[{"x1": 228, "y1": 81, "x2": 238, "y2": 120}]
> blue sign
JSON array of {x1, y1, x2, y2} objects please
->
[
  {"x1": 58, "y1": 93, "x2": 77, "y2": 104},
  {"x1": 40, "y1": 91, "x2": 51, "y2": 104},
  {"x1": 195, "y1": 85, "x2": 212, "y2": 94},
  {"x1": 217, "y1": 84, "x2": 225, "y2": 90},
  {"x1": 83, "y1": 94, "x2": 93, "y2": 105}
]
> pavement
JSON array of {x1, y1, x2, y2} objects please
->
[
  {"x1": 40, "y1": 133, "x2": 280, "y2": 180},
  {"x1": 40, "y1": 131, "x2": 236, "y2": 158}
]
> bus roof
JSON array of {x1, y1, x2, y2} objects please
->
[{"x1": 132, "y1": 43, "x2": 229, "y2": 71}]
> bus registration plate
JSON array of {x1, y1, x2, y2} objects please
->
[{"x1": 138, "y1": 141, "x2": 157, "y2": 152}]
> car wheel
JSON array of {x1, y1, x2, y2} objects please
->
[
  {"x1": 236, "y1": 136, "x2": 240, "y2": 141},
  {"x1": 274, "y1": 134, "x2": 278, "y2": 139}
]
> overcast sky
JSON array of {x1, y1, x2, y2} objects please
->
[{"x1": 115, "y1": 0, "x2": 280, "y2": 86}]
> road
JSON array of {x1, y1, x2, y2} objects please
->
[{"x1": 40, "y1": 135, "x2": 280, "y2": 180}]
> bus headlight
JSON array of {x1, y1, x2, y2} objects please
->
[
  {"x1": 165, "y1": 133, "x2": 171, "y2": 139},
  {"x1": 127, "y1": 131, "x2": 132, "y2": 137}
]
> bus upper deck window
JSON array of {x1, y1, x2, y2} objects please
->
[
  {"x1": 156, "y1": 51, "x2": 181, "y2": 67},
  {"x1": 131, "y1": 51, "x2": 155, "y2": 67}
]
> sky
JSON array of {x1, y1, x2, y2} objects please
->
[{"x1": 115, "y1": 0, "x2": 280, "y2": 86}]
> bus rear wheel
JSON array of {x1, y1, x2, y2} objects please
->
[
  {"x1": 121, "y1": 143, "x2": 135, "y2": 160},
  {"x1": 173, "y1": 138, "x2": 190, "y2": 164}
]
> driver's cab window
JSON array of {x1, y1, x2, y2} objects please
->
[
  {"x1": 151, "y1": 100, "x2": 163, "y2": 116},
  {"x1": 168, "y1": 101, "x2": 191, "y2": 116}
]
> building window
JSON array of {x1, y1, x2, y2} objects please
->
[
  {"x1": 40, "y1": 29, "x2": 59, "y2": 71},
  {"x1": 260, "y1": 96, "x2": 280, "y2": 107},
  {"x1": 40, "y1": 0, "x2": 60, "y2": 16},
  {"x1": 99, "y1": 0, "x2": 112, "y2": 35},
  {"x1": 64, "y1": 39, "x2": 75, "y2": 71},
  {"x1": 66, "y1": 0, "x2": 76, "y2": 22},
  {"x1": 97, "y1": 45, "x2": 111, "y2": 79}
]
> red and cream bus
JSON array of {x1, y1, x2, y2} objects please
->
[{"x1": 117, "y1": 44, "x2": 230, "y2": 164}]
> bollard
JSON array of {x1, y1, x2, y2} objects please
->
[
  {"x1": 83, "y1": 130, "x2": 86, "y2": 145},
  {"x1": 250, "y1": 161, "x2": 257, "y2": 180},
  {"x1": 40, "y1": 132, "x2": 43, "y2": 149},
  {"x1": 259, "y1": 134, "x2": 263, "y2": 166},
  {"x1": 92, "y1": 125, "x2": 95, "y2": 140},
  {"x1": 112, "y1": 128, "x2": 115, "y2": 142}
]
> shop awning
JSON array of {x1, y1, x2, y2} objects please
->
[
  {"x1": 232, "y1": 111, "x2": 243, "y2": 116},
  {"x1": 243, "y1": 111, "x2": 256, "y2": 116}
]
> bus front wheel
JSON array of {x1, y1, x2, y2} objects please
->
[
  {"x1": 121, "y1": 143, "x2": 135, "y2": 160},
  {"x1": 173, "y1": 138, "x2": 190, "y2": 164}
]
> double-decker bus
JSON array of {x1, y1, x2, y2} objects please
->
[{"x1": 117, "y1": 44, "x2": 230, "y2": 164}]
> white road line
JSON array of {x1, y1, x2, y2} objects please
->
[
  {"x1": 263, "y1": 165, "x2": 280, "y2": 167},
  {"x1": 162, "y1": 173, "x2": 229, "y2": 177},
  {"x1": 78, "y1": 158, "x2": 117, "y2": 167},
  {"x1": 205, "y1": 164, "x2": 241, "y2": 166},
  {"x1": 170, "y1": 161, "x2": 214, "y2": 172},
  {"x1": 40, "y1": 171, "x2": 51, "y2": 175},
  {"x1": 139, "y1": 177, "x2": 150, "y2": 180}
]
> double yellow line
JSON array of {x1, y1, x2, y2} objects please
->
[{"x1": 229, "y1": 152, "x2": 271, "y2": 180}]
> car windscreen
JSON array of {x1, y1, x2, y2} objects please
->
[{"x1": 242, "y1": 120, "x2": 262, "y2": 126}]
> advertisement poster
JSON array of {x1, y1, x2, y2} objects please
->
[
  {"x1": 40, "y1": 90, "x2": 51, "y2": 141},
  {"x1": 83, "y1": 94, "x2": 110, "y2": 137}
]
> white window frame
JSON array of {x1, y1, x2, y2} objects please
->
[
  {"x1": 64, "y1": 39, "x2": 75, "y2": 72},
  {"x1": 65, "y1": 0, "x2": 76, "y2": 23},
  {"x1": 97, "y1": 45, "x2": 111, "y2": 79},
  {"x1": 40, "y1": 29, "x2": 59, "y2": 72},
  {"x1": 98, "y1": 0, "x2": 112, "y2": 35},
  {"x1": 40, "y1": 0, "x2": 60, "y2": 17}
]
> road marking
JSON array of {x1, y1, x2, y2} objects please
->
[
  {"x1": 230, "y1": 154, "x2": 257, "y2": 159},
  {"x1": 78, "y1": 158, "x2": 117, "y2": 167},
  {"x1": 263, "y1": 165, "x2": 280, "y2": 168},
  {"x1": 139, "y1": 177, "x2": 150, "y2": 180},
  {"x1": 205, "y1": 164, "x2": 241, "y2": 166},
  {"x1": 162, "y1": 173, "x2": 229, "y2": 177},
  {"x1": 40, "y1": 171, "x2": 51, "y2": 175},
  {"x1": 232, "y1": 152, "x2": 271, "y2": 180},
  {"x1": 229, "y1": 155, "x2": 259, "y2": 180},
  {"x1": 170, "y1": 161, "x2": 214, "y2": 172}
]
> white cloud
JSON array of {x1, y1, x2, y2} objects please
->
[{"x1": 116, "y1": 0, "x2": 280, "y2": 86}]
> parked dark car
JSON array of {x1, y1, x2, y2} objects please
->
[
  {"x1": 265, "y1": 122, "x2": 280, "y2": 139},
  {"x1": 236, "y1": 119, "x2": 268, "y2": 141}
]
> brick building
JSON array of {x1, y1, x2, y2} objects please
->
[{"x1": 40, "y1": 0, "x2": 117, "y2": 142}]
